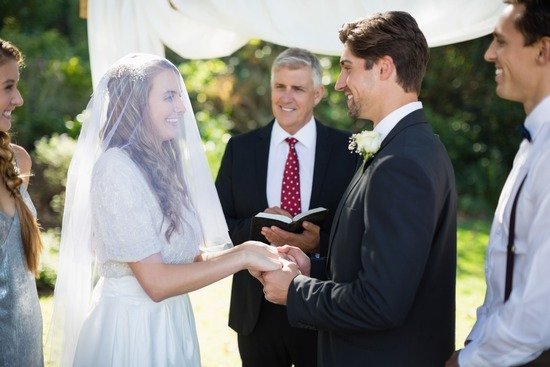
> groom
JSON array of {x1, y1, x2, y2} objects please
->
[{"x1": 259, "y1": 11, "x2": 457, "y2": 367}]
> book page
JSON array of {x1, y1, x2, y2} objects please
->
[
  {"x1": 254, "y1": 212, "x2": 292, "y2": 224},
  {"x1": 293, "y1": 207, "x2": 327, "y2": 221}
]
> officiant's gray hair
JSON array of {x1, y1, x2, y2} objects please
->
[{"x1": 271, "y1": 47, "x2": 323, "y2": 88}]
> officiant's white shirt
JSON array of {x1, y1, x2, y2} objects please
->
[{"x1": 266, "y1": 117, "x2": 316, "y2": 213}]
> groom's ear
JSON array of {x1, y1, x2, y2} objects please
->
[
  {"x1": 377, "y1": 56, "x2": 395, "y2": 82},
  {"x1": 537, "y1": 37, "x2": 550, "y2": 64}
]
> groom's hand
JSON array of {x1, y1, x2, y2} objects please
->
[
  {"x1": 262, "y1": 259, "x2": 300, "y2": 305},
  {"x1": 261, "y1": 221, "x2": 320, "y2": 253},
  {"x1": 278, "y1": 245, "x2": 311, "y2": 276}
]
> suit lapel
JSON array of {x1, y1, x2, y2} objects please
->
[
  {"x1": 377, "y1": 108, "x2": 428, "y2": 153},
  {"x1": 326, "y1": 108, "x2": 429, "y2": 273},
  {"x1": 255, "y1": 122, "x2": 273, "y2": 209},
  {"x1": 326, "y1": 162, "x2": 364, "y2": 268},
  {"x1": 310, "y1": 120, "x2": 330, "y2": 207}
]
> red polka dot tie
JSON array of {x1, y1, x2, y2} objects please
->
[{"x1": 281, "y1": 137, "x2": 301, "y2": 217}]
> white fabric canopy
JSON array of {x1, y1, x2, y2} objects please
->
[{"x1": 88, "y1": 0, "x2": 505, "y2": 88}]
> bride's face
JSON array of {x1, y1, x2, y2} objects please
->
[{"x1": 147, "y1": 69, "x2": 186, "y2": 141}]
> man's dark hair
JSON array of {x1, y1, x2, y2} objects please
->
[
  {"x1": 505, "y1": 0, "x2": 550, "y2": 46},
  {"x1": 338, "y1": 11, "x2": 429, "y2": 94}
]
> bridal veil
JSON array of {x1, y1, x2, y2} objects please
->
[{"x1": 48, "y1": 53, "x2": 231, "y2": 365}]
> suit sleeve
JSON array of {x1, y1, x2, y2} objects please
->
[
  {"x1": 215, "y1": 138, "x2": 254, "y2": 246},
  {"x1": 307, "y1": 229, "x2": 329, "y2": 280},
  {"x1": 287, "y1": 155, "x2": 442, "y2": 332}
]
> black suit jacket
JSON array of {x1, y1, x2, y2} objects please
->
[
  {"x1": 215, "y1": 119, "x2": 358, "y2": 335},
  {"x1": 287, "y1": 109, "x2": 457, "y2": 366}
]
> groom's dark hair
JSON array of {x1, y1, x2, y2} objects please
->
[
  {"x1": 338, "y1": 11, "x2": 428, "y2": 95},
  {"x1": 505, "y1": 0, "x2": 550, "y2": 46}
]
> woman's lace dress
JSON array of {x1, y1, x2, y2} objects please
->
[{"x1": 73, "y1": 148, "x2": 202, "y2": 366}]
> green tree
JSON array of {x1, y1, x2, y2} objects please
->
[
  {"x1": 1, "y1": 0, "x2": 91, "y2": 149},
  {"x1": 173, "y1": 38, "x2": 521, "y2": 216},
  {"x1": 423, "y1": 37, "x2": 524, "y2": 215},
  {"x1": 3, "y1": 0, "x2": 524, "y2": 217}
]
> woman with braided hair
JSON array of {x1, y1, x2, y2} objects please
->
[{"x1": 0, "y1": 38, "x2": 44, "y2": 367}]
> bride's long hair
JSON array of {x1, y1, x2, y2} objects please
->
[{"x1": 101, "y1": 59, "x2": 189, "y2": 241}]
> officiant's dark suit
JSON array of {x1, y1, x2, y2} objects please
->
[
  {"x1": 260, "y1": 12, "x2": 457, "y2": 367},
  {"x1": 215, "y1": 48, "x2": 357, "y2": 367}
]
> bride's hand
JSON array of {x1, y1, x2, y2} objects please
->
[
  {"x1": 237, "y1": 240, "x2": 273, "y2": 254},
  {"x1": 239, "y1": 241, "x2": 282, "y2": 272}
]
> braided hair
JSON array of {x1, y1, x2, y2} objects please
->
[{"x1": 1, "y1": 38, "x2": 43, "y2": 275}]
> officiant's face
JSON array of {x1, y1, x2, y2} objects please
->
[
  {"x1": 271, "y1": 66, "x2": 323, "y2": 135},
  {"x1": 484, "y1": 4, "x2": 541, "y2": 109},
  {"x1": 147, "y1": 69, "x2": 186, "y2": 141}
]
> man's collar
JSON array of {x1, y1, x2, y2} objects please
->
[
  {"x1": 374, "y1": 101, "x2": 423, "y2": 141},
  {"x1": 272, "y1": 117, "x2": 317, "y2": 148},
  {"x1": 524, "y1": 95, "x2": 550, "y2": 143}
]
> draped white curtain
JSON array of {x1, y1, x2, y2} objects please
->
[{"x1": 88, "y1": 0, "x2": 505, "y2": 88}]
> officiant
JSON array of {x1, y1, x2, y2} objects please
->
[{"x1": 215, "y1": 47, "x2": 357, "y2": 367}]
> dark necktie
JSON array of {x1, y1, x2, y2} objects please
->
[
  {"x1": 518, "y1": 124, "x2": 532, "y2": 142},
  {"x1": 281, "y1": 137, "x2": 301, "y2": 217}
]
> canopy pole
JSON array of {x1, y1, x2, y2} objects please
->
[{"x1": 80, "y1": 0, "x2": 87, "y2": 19}]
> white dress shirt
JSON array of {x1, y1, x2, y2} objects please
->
[
  {"x1": 266, "y1": 118, "x2": 316, "y2": 213},
  {"x1": 460, "y1": 96, "x2": 550, "y2": 366},
  {"x1": 374, "y1": 101, "x2": 423, "y2": 140}
]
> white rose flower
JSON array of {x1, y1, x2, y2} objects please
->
[{"x1": 348, "y1": 130, "x2": 382, "y2": 160}]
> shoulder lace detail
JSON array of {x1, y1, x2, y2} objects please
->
[{"x1": 91, "y1": 148, "x2": 201, "y2": 278}]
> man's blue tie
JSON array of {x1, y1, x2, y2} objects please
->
[{"x1": 518, "y1": 124, "x2": 532, "y2": 142}]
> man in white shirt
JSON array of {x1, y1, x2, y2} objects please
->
[
  {"x1": 446, "y1": 1, "x2": 550, "y2": 366},
  {"x1": 215, "y1": 48, "x2": 357, "y2": 367}
]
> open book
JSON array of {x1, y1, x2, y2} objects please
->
[{"x1": 249, "y1": 207, "x2": 329, "y2": 242}]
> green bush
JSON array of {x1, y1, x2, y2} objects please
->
[
  {"x1": 36, "y1": 227, "x2": 60, "y2": 293},
  {"x1": 1, "y1": 23, "x2": 91, "y2": 150},
  {"x1": 423, "y1": 38, "x2": 524, "y2": 216},
  {"x1": 175, "y1": 39, "x2": 521, "y2": 216},
  {"x1": 3, "y1": 0, "x2": 524, "y2": 219},
  {"x1": 31, "y1": 133, "x2": 77, "y2": 228}
]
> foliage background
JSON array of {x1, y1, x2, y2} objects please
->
[
  {"x1": 1, "y1": 1, "x2": 523, "y2": 354},
  {"x1": 2, "y1": 0, "x2": 525, "y2": 231},
  {"x1": 1, "y1": 1, "x2": 515, "y2": 365}
]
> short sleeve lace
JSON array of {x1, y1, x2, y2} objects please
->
[{"x1": 91, "y1": 148, "x2": 201, "y2": 277}]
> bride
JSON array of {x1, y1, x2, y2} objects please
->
[{"x1": 49, "y1": 54, "x2": 281, "y2": 366}]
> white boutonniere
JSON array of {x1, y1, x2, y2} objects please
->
[{"x1": 348, "y1": 130, "x2": 382, "y2": 160}]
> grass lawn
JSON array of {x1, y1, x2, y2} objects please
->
[
  {"x1": 40, "y1": 218, "x2": 489, "y2": 366},
  {"x1": 455, "y1": 219, "x2": 490, "y2": 346}
]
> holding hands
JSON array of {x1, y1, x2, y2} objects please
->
[
  {"x1": 238, "y1": 240, "x2": 283, "y2": 272},
  {"x1": 278, "y1": 245, "x2": 311, "y2": 276},
  {"x1": 250, "y1": 245, "x2": 311, "y2": 305}
]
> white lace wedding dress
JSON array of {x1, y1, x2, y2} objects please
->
[{"x1": 72, "y1": 148, "x2": 202, "y2": 366}]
